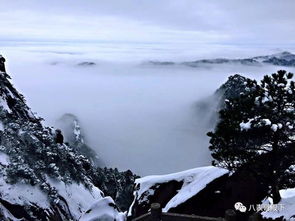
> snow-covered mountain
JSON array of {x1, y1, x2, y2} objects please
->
[
  {"x1": 253, "y1": 51, "x2": 295, "y2": 66},
  {"x1": 146, "y1": 51, "x2": 295, "y2": 67},
  {"x1": 0, "y1": 56, "x2": 136, "y2": 220}
]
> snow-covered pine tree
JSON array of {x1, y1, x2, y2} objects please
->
[{"x1": 208, "y1": 70, "x2": 295, "y2": 203}]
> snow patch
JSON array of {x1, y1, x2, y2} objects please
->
[
  {"x1": 80, "y1": 197, "x2": 126, "y2": 221},
  {"x1": 0, "y1": 176, "x2": 50, "y2": 209},
  {"x1": 257, "y1": 144, "x2": 272, "y2": 155},
  {"x1": 0, "y1": 152, "x2": 10, "y2": 166},
  {"x1": 262, "y1": 96, "x2": 273, "y2": 103},
  {"x1": 262, "y1": 119, "x2": 271, "y2": 126},
  {"x1": 240, "y1": 119, "x2": 253, "y2": 131},
  {"x1": 0, "y1": 121, "x2": 4, "y2": 131},
  {"x1": 0, "y1": 97, "x2": 11, "y2": 113},
  {"x1": 73, "y1": 119, "x2": 83, "y2": 142},
  {"x1": 47, "y1": 177, "x2": 103, "y2": 219},
  {"x1": 271, "y1": 124, "x2": 278, "y2": 132}
]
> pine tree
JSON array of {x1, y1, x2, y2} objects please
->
[{"x1": 208, "y1": 70, "x2": 295, "y2": 203}]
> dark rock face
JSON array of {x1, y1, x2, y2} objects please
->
[
  {"x1": 130, "y1": 180, "x2": 183, "y2": 218},
  {"x1": 0, "y1": 55, "x2": 6, "y2": 72}
]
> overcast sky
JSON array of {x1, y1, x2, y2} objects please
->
[{"x1": 0, "y1": 0, "x2": 294, "y2": 47}]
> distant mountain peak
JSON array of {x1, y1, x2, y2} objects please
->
[
  {"x1": 279, "y1": 51, "x2": 292, "y2": 55},
  {"x1": 146, "y1": 51, "x2": 295, "y2": 67}
]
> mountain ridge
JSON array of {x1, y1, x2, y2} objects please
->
[{"x1": 146, "y1": 51, "x2": 295, "y2": 67}]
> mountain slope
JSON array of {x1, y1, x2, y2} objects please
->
[{"x1": 0, "y1": 56, "x2": 128, "y2": 220}]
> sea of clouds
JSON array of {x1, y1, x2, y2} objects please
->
[{"x1": 2, "y1": 41, "x2": 295, "y2": 175}]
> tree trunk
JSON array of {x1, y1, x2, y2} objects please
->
[
  {"x1": 271, "y1": 138, "x2": 281, "y2": 204},
  {"x1": 271, "y1": 185, "x2": 281, "y2": 204}
]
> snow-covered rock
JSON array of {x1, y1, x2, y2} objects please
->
[
  {"x1": 135, "y1": 166, "x2": 228, "y2": 212},
  {"x1": 128, "y1": 165, "x2": 271, "y2": 219},
  {"x1": 80, "y1": 197, "x2": 126, "y2": 221},
  {"x1": 128, "y1": 166, "x2": 231, "y2": 218},
  {"x1": 262, "y1": 188, "x2": 295, "y2": 220}
]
